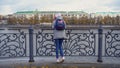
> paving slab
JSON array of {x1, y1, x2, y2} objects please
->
[{"x1": 0, "y1": 56, "x2": 120, "y2": 68}]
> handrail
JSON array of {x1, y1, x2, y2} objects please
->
[{"x1": 0, "y1": 24, "x2": 120, "y2": 29}]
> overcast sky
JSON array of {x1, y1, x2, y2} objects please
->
[{"x1": 0, "y1": 0, "x2": 120, "y2": 15}]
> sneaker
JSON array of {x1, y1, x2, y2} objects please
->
[
  {"x1": 60, "y1": 57, "x2": 65, "y2": 63},
  {"x1": 56, "y1": 59, "x2": 60, "y2": 63},
  {"x1": 62, "y1": 57, "x2": 65, "y2": 60}
]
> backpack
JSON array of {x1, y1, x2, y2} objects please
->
[{"x1": 54, "y1": 19, "x2": 65, "y2": 30}]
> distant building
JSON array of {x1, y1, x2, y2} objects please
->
[
  {"x1": 13, "y1": 10, "x2": 88, "y2": 18},
  {"x1": 13, "y1": 10, "x2": 120, "y2": 19},
  {"x1": 94, "y1": 12, "x2": 120, "y2": 17}
]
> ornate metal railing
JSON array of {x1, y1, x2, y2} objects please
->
[
  {"x1": 35, "y1": 29, "x2": 54, "y2": 56},
  {"x1": 104, "y1": 30, "x2": 120, "y2": 57},
  {"x1": 35, "y1": 29, "x2": 96, "y2": 56},
  {"x1": 0, "y1": 26, "x2": 120, "y2": 62},
  {"x1": 0, "y1": 29, "x2": 27, "y2": 58}
]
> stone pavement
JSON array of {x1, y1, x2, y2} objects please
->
[{"x1": 0, "y1": 56, "x2": 120, "y2": 68}]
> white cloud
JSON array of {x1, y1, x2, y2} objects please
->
[
  {"x1": 0, "y1": 5, "x2": 13, "y2": 15},
  {"x1": 0, "y1": 0, "x2": 119, "y2": 15},
  {"x1": 41, "y1": 0, "x2": 114, "y2": 12}
]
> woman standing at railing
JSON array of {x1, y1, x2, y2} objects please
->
[{"x1": 52, "y1": 13, "x2": 66, "y2": 63}]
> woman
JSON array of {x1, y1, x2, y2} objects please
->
[{"x1": 52, "y1": 14, "x2": 66, "y2": 63}]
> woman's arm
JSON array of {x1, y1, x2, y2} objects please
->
[{"x1": 52, "y1": 20, "x2": 55, "y2": 29}]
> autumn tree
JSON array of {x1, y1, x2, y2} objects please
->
[
  {"x1": 115, "y1": 15, "x2": 120, "y2": 25},
  {"x1": 63, "y1": 16, "x2": 69, "y2": 25},
  {"x1": 7, "y1": 16, "x2": 17, "y2": 24},
  {"x1": 34, "y1": 14, "x2": 39, "y2": 24},
  {"x1": 0, "y1": 15, "x2": 2, "y2": 21}
]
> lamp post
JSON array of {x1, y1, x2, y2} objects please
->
[
  {"x1": 29, "y1": 25, "x2": 34, "y2": 62},
  {"x1": 97, "y1": 16, "x2": 103, "y2": 62}
]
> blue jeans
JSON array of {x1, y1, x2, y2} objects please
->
[{"x1": 55, "y1": 39, "x2": 64, "y2": 59}]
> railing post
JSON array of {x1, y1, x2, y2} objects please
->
[
  {"x1": 97, "y1": 26, "x2": 103, "y2": 62},
  {"x1": 29, "y1": 25, "x2": 34, "y2": 62}
]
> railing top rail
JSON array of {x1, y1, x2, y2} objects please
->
[{"x1": 0, "y1": 24, "x2": 120, "y2": 29}]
